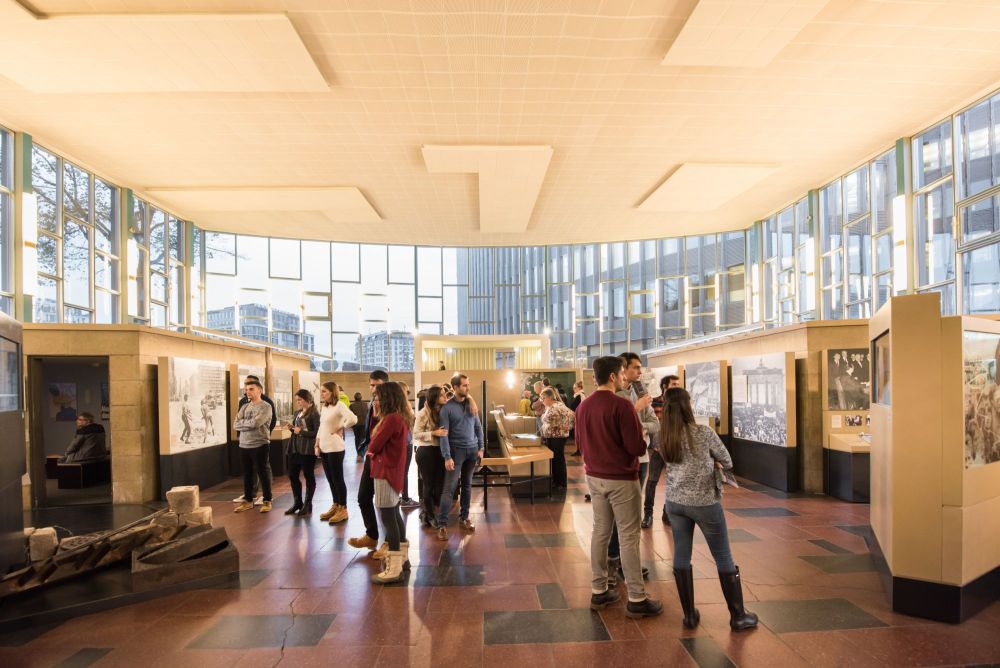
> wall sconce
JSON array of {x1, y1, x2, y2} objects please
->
[{"x1": 505, "y1": 370, "x2": 515, "y2": 389}]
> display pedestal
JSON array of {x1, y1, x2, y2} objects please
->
[
  {"x1": 825, "y1": 434, "x2": 870, "y2": 503},
  {"x1": 731, "y1": 438, "x2": 798, "y2": 492}
]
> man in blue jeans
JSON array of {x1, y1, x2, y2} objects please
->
[{"x1": 436, "y1": 373, "x2": 484, "y2": 541}]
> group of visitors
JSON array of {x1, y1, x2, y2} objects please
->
[
  {"x1": 228, "y1": 355, "x2": 757, "y2": 630},
  {"x1": 576, "y1": 353, "x2": 757, "y2": 630}
]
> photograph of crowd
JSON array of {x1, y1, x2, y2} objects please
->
[
  {"x1": 963, "y1": 331, "x2": 1000, "y2": 469},
  {"x1": 685, "y1": 362, "x2": 720, "y2": 418},
  {"x1": 731, "y1": 353, "x2": 788, "y2": 447},
  {"x1": 166, "y1": 357, "x2": 227, "y2": 453},
  {"x1": 845, "y1": 415, "x2": 864, "y2": 427},
  {"x1": 827, "y1": 348, "x2": 871, "y2": 410}
]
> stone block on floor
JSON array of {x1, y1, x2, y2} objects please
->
[
  {"x1": 166, "y1": 485, "x2": 200, "y2": 514},
  {"x1": 29, "y1": 527, "x2": 58, "y2": 561},
  {"x1": 181, "y1": 506, "x2": 213, "y2": 527},
  {"x1": 153, "y1": 511, "x2": 181, "y2": 528}
]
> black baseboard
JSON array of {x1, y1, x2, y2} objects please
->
[
  {"x1": 825, "y1": 449, "x2": 870, "y2": 503},
  {"x1": 866, "y1": 529, "x2": 1000, "y2": 623},
  {"x1": 730, "y1": 438, "x2": 798, "y2": 492},
  {"x1": 158, "y1": 443, "x2": 230, "y2": 498}
]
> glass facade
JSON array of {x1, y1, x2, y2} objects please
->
[
  {"x1": 6, "y1": 85, "x2": 1000, "y2": 368},
  {"x1": 0, "y1": 126, "x2": 12, "y2": 316},
  {"x1": 31, "y1": 143, "x2": 120, "y2": 325}
]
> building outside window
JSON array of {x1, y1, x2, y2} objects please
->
[{"x1": 913, "y1": 120, "x2": 957, "y2": 315}]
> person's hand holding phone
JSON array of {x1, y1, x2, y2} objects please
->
[{"x1": 635, "y1": 394, "x2": 653, "y2": 412}]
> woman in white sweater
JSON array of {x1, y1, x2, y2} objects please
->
[
  {"x1": 316, "y1": 381, "x2": 358, "y2": 525},
  {"x1": 413, "y1": 385, "x2": 448, "y2": 528}
]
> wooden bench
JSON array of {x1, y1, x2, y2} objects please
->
[
  {"x1": 46, "y1": 455, "x2": 63, "y2": 480},
  {"x1": 57, "y1": 458, "x2": 112, "y2": 489}
]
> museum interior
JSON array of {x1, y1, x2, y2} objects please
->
[{"x1": 1, "y1": 1, "x2": 1000, "y2": 666}]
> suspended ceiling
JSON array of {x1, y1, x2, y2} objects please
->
[{"x1": 2, "y1": 0, "x2": 1000, "y2": 246}]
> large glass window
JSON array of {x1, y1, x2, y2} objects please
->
[
  {"x1": 0, "y1": 126, "x2": 12, "y2": 315},
  {"x1": 31, "y1": 145, "x2": 120, "y2": 324}
]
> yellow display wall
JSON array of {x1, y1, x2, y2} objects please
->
[
  {"x1": 23, "y1": 325, "x2": 309, "y2": 505},
  {"x1": 869, "y1": 294, "x2": 1000, "y2": 623},
  {"x1": 648, "y1": 321, "x2": 869, "y2": 493}
]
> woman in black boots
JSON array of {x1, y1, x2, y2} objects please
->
[
  {"x1": 660, "y1": 387, "x2": 757, "y2": 632},
  {"x1": 285, "y1": 389, "x2": 320, "y2": 517},
  {"x1": 413, "y1": 384, "x2": 448, "y2": 528}
]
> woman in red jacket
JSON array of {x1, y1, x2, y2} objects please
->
[{"x1": 367, "y1": 381, "x2": 413, "y2": 584}]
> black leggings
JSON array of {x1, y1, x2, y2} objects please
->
[
  {"x1": 321, "y1": 451, "x2": 347, "y2": 506},
  {"x1": 415, "y1": 446, "x2": 445, "y2": 519},
  {"x1": 545, "y1": 437, "x2": 568, "y2": 487},
  {"x1": 379, "y1": 503, "x2": 406, "y2": 550},
  {"x1": 288, "y1": 453, "x2": 317, "y2": 505}
]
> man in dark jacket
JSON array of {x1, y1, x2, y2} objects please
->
[{"x1": 61, "y1": 413, "x2": 108, "y2": 463}]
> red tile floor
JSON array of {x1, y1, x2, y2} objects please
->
[{"x1": 4, "y1": 455, "x2": 1000, "y2": 668}]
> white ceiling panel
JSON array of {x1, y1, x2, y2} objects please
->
[
  {"x1": 144, "y1": 187, "x2": 381, "y2": 225},
  {"x1": 663, "y1": 0, "x2": 830, "y2": 68},
  {"x1": 0, "y1": 12, "x2": 327, "y2": 93},
  {"x1": 422, "y1": 145, "x2": 553, "y2": 234},
  {"x1": 638, "y1": 163, "x2": 779, "y2": 213}
]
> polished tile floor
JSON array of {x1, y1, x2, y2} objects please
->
[{"x1": 4, "y1": 455, "x2": 1000, "y2": 668}]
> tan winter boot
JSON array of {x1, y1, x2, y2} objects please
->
[
  {"x1": 370, "y1": 541, "x2": 388, "y2": 561},
  {"x1": 372, "y1": 552, "x2": 404, "y2": 584},
  {"x1": 319, "y1": 503, "x2": 339, "y2": 521},
  {"x1": 399, "y1": 540, "x2": 411, "y2": 571},
  {"x1": 328, "y1": 506, "x2": 349, "y2": 524}
]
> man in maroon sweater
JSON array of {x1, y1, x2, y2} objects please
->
[{"x1": 576, "y1": 356, "x2": 663, "y2": 619}]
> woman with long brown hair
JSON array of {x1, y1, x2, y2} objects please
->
[
  {"x1": 367, "y1": 381, "x2": 412, "y2": 583},
  {"x1": 317, "y1": 381, "x2": 358, "y2": 525},
  {"x1": 660, "y1": 387, "x2": 757, "y2": 632},
  {"x1": 283, "y1": 389, "x2": 320, "y2": 516},
  {"x1": 413, "y1": 384, "x2": 449, "y2": 528}
]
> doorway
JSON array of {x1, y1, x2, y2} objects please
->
[{"x1": 28, "y1": 356, "x2": 112, "y2": 507}]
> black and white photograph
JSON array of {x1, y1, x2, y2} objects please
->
[
  {"x1": 845, "y1": 415, "x2": 864, "y2": 427},
  {"x1": 685, "y1": 361, "x2": 720, "y2": 418},
  {"x1": 963, "y1": 331, "x2": 1000, "y2": 469},
  {"x1": 296, "y1": 370, "x2": 322, "y2": 400},
  {"x1": 827, "y1": 348, "x2": 871, "y2": 410},
  {"x1": 166, "y1": 357, "x2": 227, "y2": 453},
  {"x1": 731, "y1": 353, "x2": 788, "y2": 447},
  {"x1": 273, "y1": 368, "x2": 294, "y2": 424}
]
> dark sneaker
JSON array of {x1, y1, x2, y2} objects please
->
[
  {"x1": 590, "y1": 588, "x2": 621, "y2": 610},
  {"x1": 625, "y1": 598, "x2": 663, "y2": 619},
  {"x1": 641, "y1": 511, "x2": 652, "y2": 529}
]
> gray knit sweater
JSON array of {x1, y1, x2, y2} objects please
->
[{"x1": 663, "y1": 423, "x2": 734, "y2": 507}]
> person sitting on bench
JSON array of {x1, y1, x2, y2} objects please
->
[{"x1": 60, "y1": 412, "x2": 108, "y2": 463}]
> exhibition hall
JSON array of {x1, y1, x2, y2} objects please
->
[{"x1": 1, "y1": 1, "x2": 1000, "y2": 666}]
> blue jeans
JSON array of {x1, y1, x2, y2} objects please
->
[
  {"x1": 437, "y1": 447, "x2": 478, "y2": 525},
  {"x1": 666, "y1": 501, "x2": 736, "y2": 573},
  {"x1": 608, "y1": 461, "x2": 647, "y2": 559}
]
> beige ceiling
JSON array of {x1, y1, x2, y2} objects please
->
[{"x1": 2, "y1": 0, "x2": 1000, "y2": 246}]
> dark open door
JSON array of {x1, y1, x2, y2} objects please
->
[{"x1": 0, "y1": 312, "x2": 25, "y2": 572}]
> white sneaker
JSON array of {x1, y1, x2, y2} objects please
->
[
  {"x1": 232, "y1": 494, "x2": 246, "y2": 503},
  {"x1": 253, "y1": 496, "x2": 264, "y2": 506}
]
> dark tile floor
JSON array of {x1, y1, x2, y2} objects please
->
[{"x1": 4, "y1": 450, "x2": 1000, "y2": 667}]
